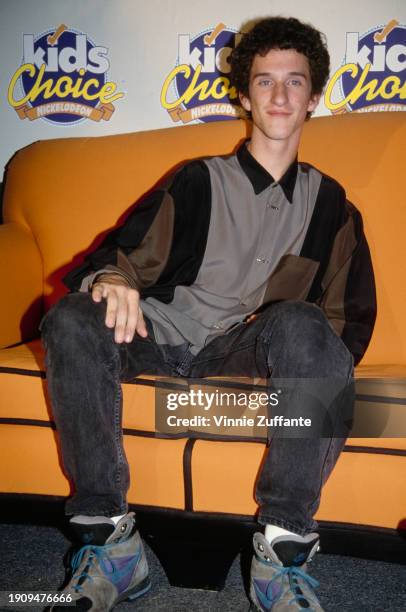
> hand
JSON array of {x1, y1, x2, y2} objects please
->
[{"x1": 91, "y1": 275, "x2": 148, "y2": 344}]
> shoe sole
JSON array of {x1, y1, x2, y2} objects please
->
[
  {"x1": 115, "y1": 576, "x2": 152, "y2": 605},
  {"x1": 127, "y1": 578, "x2": 152, "y2": 601}
]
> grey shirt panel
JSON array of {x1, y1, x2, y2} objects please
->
[{"x1": 140, "y1": 154, "x2": 322, "y2": 354}]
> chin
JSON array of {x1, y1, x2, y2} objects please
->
[{"x1": 263, "y1": 129, "x2": 292, "y2": 141}]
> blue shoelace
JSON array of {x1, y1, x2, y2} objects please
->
[
  {"x1": 285, "y1": 565, "x2": 319, "y2": 608},
  {"x1": 265, "y1": 563, "x2": 320, "y2": 609},
  {"x1": 70, "y1": 544, "x2": 115, "y2": 593}
]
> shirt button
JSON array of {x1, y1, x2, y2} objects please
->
[{"x1": 256, "y1": 257, "x2": 264, "y2": 263}]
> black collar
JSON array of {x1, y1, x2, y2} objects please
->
[{"x1": 237, "y1": 141, "x2": 298, "y2": 202}]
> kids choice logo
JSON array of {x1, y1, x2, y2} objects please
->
[
  {"x1": 325, "y1": 19, "x2": 406, "y2": 114},
  {"x1": 161, "y1": 23, "x2": 244, "y2": 124},
  {"x1": 8, "y1": 24, "x2": 124, "y2": 125}
]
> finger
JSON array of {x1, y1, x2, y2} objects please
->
[
  {"x1": 91, "y1": 283, "x2": 104, "y2": 302},
  {"x1": 114, "y1": 293, "x2": 128, "y2": 344},
  {"x1": 124, "y1": 293, "x2": 138, "y2": 343},
  {"x1": 105, "y1": 291, "x2": 118, "y2": 329},
  {"x1": 136, "y1": 307, "x2": 148, "y2": 338}
]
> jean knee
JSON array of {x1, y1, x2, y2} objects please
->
[
  {"x1": 265, "y1": 301, "x2": 353, "y2": 377},
  {"x1": 40, "y1": 292, "x2": 107, "y2": 343}
]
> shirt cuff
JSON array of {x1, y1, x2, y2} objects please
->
[{"x1": 79, "y1": 269, "x2": 130, "y2": 292}]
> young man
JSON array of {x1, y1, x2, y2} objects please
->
[{"x1": 41, "y1": 16, "x2": 376, "y2": 612}]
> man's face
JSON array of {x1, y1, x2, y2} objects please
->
[{"x1": 239, "y1": 48, "x2": 320, "y2": 145}]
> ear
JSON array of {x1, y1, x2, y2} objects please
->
[
  {"x1": 307, "y1": 92, "x2": 321, "y2": 113},
  {"x1": 239, "y1": 91, "x2": 251, "y2": 113}
]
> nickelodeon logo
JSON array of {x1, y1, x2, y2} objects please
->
[
  {"x1": 8, "y1": 24, "x2": 124, "y2": 125},
  {"x1": 325, "y1": 19, "x2": 406, "y2": 114},
  {"x1": 161, "y1": 23, "x2": 244, "y2": 124}
]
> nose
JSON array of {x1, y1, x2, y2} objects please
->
[{"x1": 271, "y1": 82, "x2": 288, "y2": 106}]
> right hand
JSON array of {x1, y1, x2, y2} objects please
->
[{"x1": 91, "y1": 275, "x2": 148, "y2": 344}]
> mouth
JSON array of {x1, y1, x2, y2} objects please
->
[{"x1": 267, "y1": 111, "x2": 291, "y2": 116}]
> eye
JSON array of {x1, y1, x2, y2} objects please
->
[
  {"x1": 257, "y1": 78, "x2": 272, "y2": 87},
  {"x1": 288, "y1": 78, "x2": 302, "y2": 86}
]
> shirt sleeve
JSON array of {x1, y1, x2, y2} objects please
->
[
  {"x1": 62, "y1": 160, "x2": 211, "y2": 294},
  {"x1": 318, "y1": 205, "x2": 377, "y2": 366}
]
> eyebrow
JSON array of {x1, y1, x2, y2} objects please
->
[{"x1": 252, "y1": 71, "x2": 308, "y2": 79}]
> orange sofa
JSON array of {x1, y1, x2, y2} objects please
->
[{"x1": 0, "y1": 113, "x2": 405, "y2": 584}]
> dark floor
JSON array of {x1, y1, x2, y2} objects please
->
[{"x1": 0, "y1": 523, "x2": 405, "y2": 612}]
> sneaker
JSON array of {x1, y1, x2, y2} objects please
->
[
  {"x1": 249, "y1": 531, "x2": 323, "y2": 611},
  {"x1": 50, "y1": 512, "x2": 150, "y2": 611}
]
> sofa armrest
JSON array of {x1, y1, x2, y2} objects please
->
[{"x1": 0, "y1": 223, "x2": 43, "y2": 348}]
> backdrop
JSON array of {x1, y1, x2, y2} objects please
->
[{"x1": 1, "y1": 0, "x2": 405, "y2": 179}]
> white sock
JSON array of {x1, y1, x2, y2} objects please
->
[
  {"x1": 265, "y1": 524, "x2": 298, "y2": 544},
  {"x1": 110, "y1": 513, "x2": 126, "y2": 525}
]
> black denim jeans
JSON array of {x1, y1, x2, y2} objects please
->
[{"x1": 41, "y1": 293, "x2": 354, "y2": 536}]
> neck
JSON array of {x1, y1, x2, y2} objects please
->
[{"x1": 248, "y1": 128, "x2": 300, "y2": 180}]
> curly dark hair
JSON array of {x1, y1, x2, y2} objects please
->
[{"x1": 230, "y1": 17, "x2": 330, "y2": 118}]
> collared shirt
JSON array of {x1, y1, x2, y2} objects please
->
[
  {"x1": 139, "y1": 143, "x2": 320, "y2": 353},
  {"x1": 68, "y1": 140, "x2": 376, "y2": 366}
]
